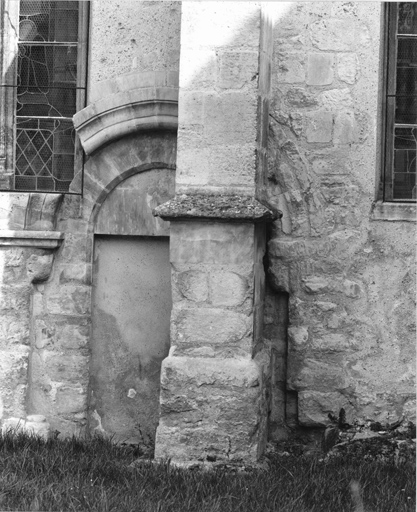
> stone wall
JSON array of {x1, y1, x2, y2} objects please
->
[
  {"x1": 26, "y1": 131, "x2": 176, "y2": 436},
  {"x1": 266, "y1": 2, "x2": 416, "y2": 430},
  {"x1": 0, "y1": 0, "x2": 181, "y2": 438},
  {"x1": 89, "y1": 0, "x2": 181, "y2": 86},
  {"x1": 0, "y1": 1, "x2": 415, "y2": 457}
]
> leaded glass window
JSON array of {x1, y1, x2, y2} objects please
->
[
  {"x1": 384, "y1": 2, "x2": 417, "y2": 201},
  {"x1": 0, "y1": 0, "x2": 88, "y2": 194}
]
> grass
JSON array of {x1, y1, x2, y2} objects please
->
[{"x1": 0, "y1": 430, "x2": 414, "y2": 512}]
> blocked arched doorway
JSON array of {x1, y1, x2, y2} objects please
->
[{"x1": 89, "y1": 167, "x2": 174, "y2": 445}]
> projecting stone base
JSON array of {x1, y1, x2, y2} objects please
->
[{"x1": 154, "y1": 356, "x2": 267, "y2": 464}]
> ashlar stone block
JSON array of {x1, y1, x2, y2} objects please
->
[
  {"x1": 276, "y1": 52, "x2": 305, "y2": 84},
  {"x1": 176, "y1": 271, "x2": 208, "y2": 303},
  {"x1": 217, "y1": 51, "x2": 259, "y2": 90},
  {"x1": 155, "y1": 356, "x2": 264, "y2": 463},
  {"x1": 209, "y1": 271, "x2": 249, "y2": 307},
  {"x1": 333, "y1": 111, "x2": 359, "y2": 144},
  {"x1": 203, "y1": 92, "x2": 257, "y2": 147},
  {"x1": 337, "y1": 53, "x2": 358, "y2": 84},
  {"x1": 298, "y1": 391, "x2": 353, "y2": 427},
  {"x1": 172, "y1": 307, "x2": 251, "y2": 349},
  {"x1": 305, "y1": 111, "x2": 333, "y2": 143},
  {"x1": 307, "y1": 53, "x2": 334, "y2": 86},
  {"x1": 55, "y1": 385, "x2": 87, "y2": 415},
  {"x1": 310, "y1": 19, "x2": 370, "y2": 52},
  {"x1": 288, "y1": 326, "x2": 309, "y2": 350},
  {"x1": 287, "y1": 358, "x2": 350, "y2": 392},
  {"x1": 170, "y1": 222, "x2": 255, "y2": 266}
]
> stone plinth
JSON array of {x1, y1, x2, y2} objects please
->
[
  {"x1": 155, "y1": 357, "x2": 263, "y2": 463},
  {"x1": 154, "y1": 196, "x2": 280, "y2": 464},
  {"x1": 152, "y1": 2, "x2": 278, "y2": 465}
]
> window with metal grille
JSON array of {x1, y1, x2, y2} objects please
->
[
  {"x1": 384, "y1": 2, "x2": 417, "y2": 202},
  {"x1": 0, "y1": 0, "x2": 88, "y2": 194}
]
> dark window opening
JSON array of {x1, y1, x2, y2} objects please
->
[
  {"x1": 0, "y1": 0, "x2": 88, "y2": 194},
  {"x1": 384, "y1": 2, "x2": 417, "y2": 202}
]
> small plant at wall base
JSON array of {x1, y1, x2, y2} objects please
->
[{"x1": 0, "y1": 429, "x2": 414, "y2": 512}]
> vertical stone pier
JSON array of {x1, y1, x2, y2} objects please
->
[{"x1": 154, "y1": 3, "x2": 279, "y2": 464}]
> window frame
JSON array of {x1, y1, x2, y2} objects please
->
[
  {"x1": 0, "y1": 0, "x2": 89, "y2": 195},
  {"x1": 382, "y1": 2, "x2": 417, "y2": 203}
]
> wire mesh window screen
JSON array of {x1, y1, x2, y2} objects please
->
[
  {"x1": 385, "y1": 2, "x2": 417, "y2": 201},
  {"x1": 11, "y1": 0, "x2": 86, "y2": 193}
]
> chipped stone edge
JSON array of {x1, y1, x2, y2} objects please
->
[
  {"x1": 153, "y1": 194, "x2": 281, "y2": 223},
  {"x1": 0, "y1": 230, "x2": 64, "y2": 249}
]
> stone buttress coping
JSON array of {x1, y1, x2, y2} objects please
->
[{"x1": 153, "y1": 194, "x2": 281, "y2": 223}]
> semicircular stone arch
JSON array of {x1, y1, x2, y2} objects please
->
[
  {"x1": 71, "y1": 71, "x2": 178, "y2": 444},
  {"x1": 89, "y1": 166, "x2": 175, "y2": 444}
]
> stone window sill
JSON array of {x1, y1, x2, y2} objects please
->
[{"x1": 370, "y1": 202, "x2": 416, "y2": 222}]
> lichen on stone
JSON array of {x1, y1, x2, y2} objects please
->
[{"x1": 153, "y1": 194, "x2": 281, "y2": 222}]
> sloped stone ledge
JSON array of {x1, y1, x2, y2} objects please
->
[
  {"x1": 153, "y1": 194, "x2": 281, "y2": 223},
  {"x1": 73, "y1": 71, "x2": 179, "y2": 155},
  {"x1": 0, "y1": 230, "x2": 64, "y2": 249},
  {"x1": 370, "y1": 201, "x2": 416, "y2": 222}
]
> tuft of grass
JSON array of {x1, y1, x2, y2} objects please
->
[{"x1": 0, "y1": 430, "x2": 414, "y2": 512}]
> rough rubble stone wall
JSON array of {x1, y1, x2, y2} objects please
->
[
  {"x1": 0, "y1": 194, "x2": 62, "y2": 425},
  {"x1": 0, "y1": 1, "x2": 181, "y2": 437},
  {"x1": 26, "y1": 132, "x2": 176, "y2": 436},
  {"x1": 266, "y1": 2, "x2": 416, "y2": 429},
  {"x1": 0, "y1": 246, "x2": 50, "y2": 421}
]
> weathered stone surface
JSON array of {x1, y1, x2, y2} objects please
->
[
  {"x1": 310, "y1": 19, "x2": 370, "y2": 51},
  {"x1": 95, "y1": 168, "x2": 175, "y2": 237},
  {"x1": 55, "y1": 385, "x2": 87, "y2": 415},
  {"x1": 46, "y1": 285, "x2": 91, "y2": 316},
  {"x1": 155, "y1": 356, "x2": 263, "y2": 462},
  {"x1": 172, "y1": 307, "x2": 251, "y2": 348},
  {"x1": 154, "y1": 194, "x2": 278, "y2": 222},
  {"x1": 286, "y1": 88, "x2": 318, "y2": 108},
  {"x1": 319, "y1": 88, "x2": 353, "y2": 110},
  {"x1": 333, "y1": 111, "x2": 358, "y2": 144},
  {"x1": 1, "y1": 415, "x2": 50, "y2": 439},
  {"x1": 304, "y1": 111, "x2": 333, "y2": 143},
  {"x1": 298, "y1": 391, "x2": 352, "y2": 427},
  {"x1": 343, "y1": 279, "x2": 362, "y2": 298},
  {"x1": 34, "y1": 318, "x2": 90, "y2": 350},
  {"x1": 276, "y1": 52, "x2": 305, "y2": 83},
  {"x1": 209, "y1": 271, "x2": 249, "y2": 307},
  {"x1": 59, "y1": 263, "x2": 90, "y2": 285},
  {"x1": 170, "y1": 222, "x2": 255, "y2": 265},
  {"x1": 0, "y1": 317, "x2": 30, "y2": 346},
  {"x1": 307, "y1": 53, "x2": 334, "y2": 86},
  {"x1": 176, "y1": 271, "x2": 209, "y2": 302},
  {"x1": 302, "y1": 277, "x2": 329, "y2": 293},
  {"x1": 43, "y1": 354, "x2": 90, "y2": 383},
  {"x1": 287, "y1": 358, "x2": 350, "y2": 392},
  {"x1": 26, "y1": 253, "x2": 54, "y2": 284},
  {"x1": 0, "y1": 349, "x2": 30, "y2": 419},
  {"x1": 310, "y1": 333, "x2": 354, "y2": 352},
  {"x1": 337, "y1": 53, "x2": 358, "y2": 84},
  {"x1": 217, "y1": 51, "x2": 259, "y2": 90},
  {"x1": 89, "y1": 1, "x2": 181, "y2": 84},
  {"x1": 288, "y1": 326, "x2": 309, "y2": 350}
]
